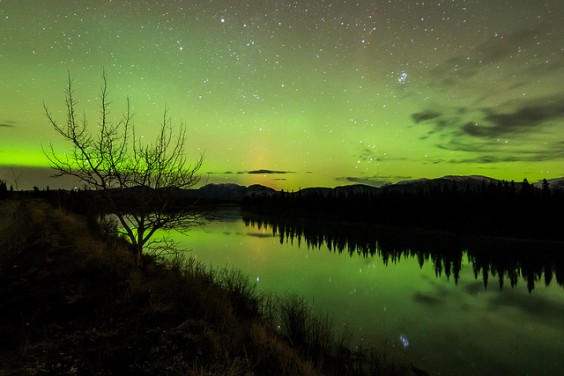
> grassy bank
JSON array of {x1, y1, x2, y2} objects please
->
[{"x1": 0, "y1": 200, "x2": 415, "y2": 376}]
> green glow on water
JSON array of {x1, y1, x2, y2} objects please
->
[{"x1": 171, "y1": 214, "x2": 564, "y2": 376}]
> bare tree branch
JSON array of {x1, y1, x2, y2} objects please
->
[{"x1": 43, "y1": 72, "x2": 206, "y2": 267}]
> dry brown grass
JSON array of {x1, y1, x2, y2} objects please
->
[{"x1": 0, "y1": 199, "x2": 415, "y2": 376}]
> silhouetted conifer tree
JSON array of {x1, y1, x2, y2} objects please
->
[{"x1": 0, "y1": 180, "x2": 7, "y2": 200}]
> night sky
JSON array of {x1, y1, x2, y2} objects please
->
[{"x1": 1, "y1": 0, "x2": 563, "y2": 190}]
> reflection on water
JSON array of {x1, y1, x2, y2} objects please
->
[
  {"x1": 180, "y1": 209, "x2": 564, "y2": 376},
  {"x1": 242, "y1": 214, "x2": 564, "y2": 292}
]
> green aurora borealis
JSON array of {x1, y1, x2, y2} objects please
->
[{"x1": 1, "y1": 0, "x2": 564, "y2": 189}]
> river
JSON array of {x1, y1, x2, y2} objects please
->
[{"x1": 170, "y1": 208, "x2": 564, "y2": 375}]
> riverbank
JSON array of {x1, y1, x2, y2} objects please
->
[{"x1": 0, "y1": 200, "x2": 416, "y2": 375}]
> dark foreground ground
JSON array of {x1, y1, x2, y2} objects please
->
[{"x1": 0, "y1": 200, "x2": 417, "y2": 376}]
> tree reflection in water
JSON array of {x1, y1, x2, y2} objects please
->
[{"x1": 242, "y1": 214, "x2": 564, "y2": 292}]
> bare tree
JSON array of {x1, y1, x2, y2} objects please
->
[{"x1": 43, "y1": 71, "x2": 205, "y2": 267}]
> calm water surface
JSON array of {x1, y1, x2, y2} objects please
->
[{"x1": 176, "y1": 209, "x2": 564, "y2": 375}]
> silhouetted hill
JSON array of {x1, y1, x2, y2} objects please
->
[
  {"x1": 534, "y1": 177, "x2": 564, "y2": 191},
  {"x1": 174, "y1": 183, "x2": 275, "y2": 202},
  {"x1": 186, "y1": 175, "x2": 563, "y2": 202},
  {"x1": 196, "y1": 183, "x2": 248, "y2": 201},
  {"x1": 382, "y1": 175, "x2": 500, "y2": 194},
  {"x1": 246, "y1": 184, "x2": 277, "y2": 197}
]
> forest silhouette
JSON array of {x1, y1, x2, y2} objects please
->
[{"x1": 241, "y1": 178, "x2": 564, "y2": 240}]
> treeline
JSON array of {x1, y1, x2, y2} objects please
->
[
  {"x1": 0, "y1": 180, "x2": 8, "y2": 200},
  {"x1": 242, "y1": 214, "x2": 564, "y2": 292},
  {"x1": 0, "y1": 186, "x2": 213, "y2": 231},
  {"x1": 242, "y1": 179, "x2": 564, "y2": 240}
]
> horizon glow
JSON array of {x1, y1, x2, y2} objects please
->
[{"x1": 1, "y1": 1, "x2": 564, "y2": 190}]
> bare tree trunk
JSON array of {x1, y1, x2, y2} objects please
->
[{"x1": 135, "y1": 248, "x2": 143, "y2": 268}]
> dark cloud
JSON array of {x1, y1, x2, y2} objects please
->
[
  {"x1": 446, "y1": 155, "x2": 514, "y2": 164},
  {"x1": 411, "y1": 109, "x2": 467, "y2": 139},
  {"x1": 207, "y1": 169, "x2": 293, "y2": 175},
  {"x1": 357, "y1": 147, "x2": 408, "y2": 163},
  {"x1": 487, "y1": 288, "x2": 564, "y2": 323},
  {"x1": 413, "y1": 292, "x2": 443, "y2": 305},
  {"x1": 358, "y1": 147, "x2": 373, "y2": 161},
  {"x1": 206, "y1": 171, "x2": 231, "y2": 175},
  {"x1": 0, "y1": 121, "x2": 16, "y2": 128},
  {"x1": 415, "y1": 95, "x2": 564, "y2": 141},
  {"x1": 461, "y1": 96, "x2": 564, "y2": 138},
  {"x1": 245, "y1": 169, "x2": 293, "y2": 175},
  {"x1": 446, "y1": 147, "x2": 564, "y2": 164},
  {"x1": 245, "y1": 232, "x2": 273, "y2": 239},
  {"x1": 486, "y1": 100, "x2": 564, "y2": 132},
  {"x1": 414, "y1": 95, "x2": 564, "y2": 164},
  {"x1": 438, "y1": 138, "x2": 564, "y2": 164},
  {"x1": 411, "y1": 110, "x2": 442, "y2": 124}
]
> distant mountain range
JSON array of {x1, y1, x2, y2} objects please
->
[{"x1": 186, "y1": 175, "x2": 564, "y2": 202}]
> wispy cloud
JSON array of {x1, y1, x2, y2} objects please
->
[
  {"x1": 412, "y1": 94, "x2": 564, "y2": 163},
  {"x1": 430, "y1": 26, "x2": 554, "y2": 86},
  {"x1": 245, "y1": 169, "x2": 294, "y2": 175},
  {"x1": 357, "y1": 147, "x2": 408, "y2": 163},
  {"x1": 463, "y1": 97, "x2": 564, "y2": 138},
  {"x1": 411, "y1": 111, "x2": 442, "y2": 124},
  {"x1": 0, "y1": 121, "x2": 16, "y2": 128},
  {"x1": 207, "y1": 169, "x2": 294, "y2": 175},
  {"x1": 444, "y1": 141, "x2": 564, "y2": 164}
]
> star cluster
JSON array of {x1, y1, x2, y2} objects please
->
[{"x1": 1, "y1": 0, "x2": 563, "y2": 189}]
